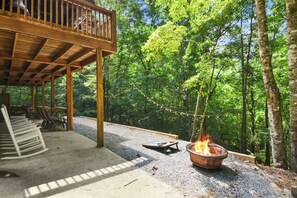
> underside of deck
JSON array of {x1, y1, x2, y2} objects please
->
[{"x1": 0, "y1": 0, "x2": 117, "y2": 86}]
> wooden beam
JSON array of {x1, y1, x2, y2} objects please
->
[
  {"x1": 66, "y1": 65, "x2": 73, "y2": 131},
  {"x1": 0, "y1": 76, "x2": 50, "y2": 81},
  {"x1": 18, "y1": 38, "x2": 48, "y2": 85},
  {"x1": 80, "y1": 54, "x2": 96, "y2": 66},
  {"x1": 79, "y1": 51, "x2": 111, "y2": 66},
  {"x1": 31, "y1": 86, "x2": 35, "y2": 111},
  {"x1": 67, "y1": 48, "x2": 94, "y2": 65},
  {"x1": 41, "y1": 80, "x2": 45, "y2": 109},
  {"x1": 36, "y1": 66, "x2": 82, "y2": 85},
  {"x1": 51, "y1": 75, "x2": 55, "y2": 113},
  {"x1": 0, "y1": 68, "x2": 64, "y2": 76},
  {"x1": 12, "y1": 33, "x2": 19, "y2": 58},
  {"x1": 0, "y1": 15, "x2": 117, "y2": 53},
  {"x1": 33, "y1": 38, "x2": 48, "y2": 59},
  {"x1": 51, "y1": 44, "x2": 73, "y2": 62},
  {"x1": 96, "y1": 48, "x2": 104, "y2": 147},
  {"x1": 7, "y1": 33, "x2": 19, "y2": 84},
  {"x1": 29, "y1": 44, "x2": 73, "y2": 84},
  {"x1": 0, "y1": 56, "x2": 81, "y2": 67}
]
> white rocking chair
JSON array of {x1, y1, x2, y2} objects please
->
[{"x1": 0, "y1": 106, "x2": 48, "y2": 160}]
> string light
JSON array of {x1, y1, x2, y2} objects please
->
[{"x1": 131, "y1": 83, "x2": 228, "y2": 118}]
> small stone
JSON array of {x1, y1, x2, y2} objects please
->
[
  {"x1": 269, "y1": 182, "x2": 282, "y2": 193},
  {"x1": 292, "y1": 186, "x2": 297, "y2": 198}
]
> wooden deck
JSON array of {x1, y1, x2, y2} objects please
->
[{"x1": 0, "y1": 0, "x2": 117, "y2": 86}]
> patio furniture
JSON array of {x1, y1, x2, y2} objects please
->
[
  {"x1": 0, "y1": 106, "x2": 48, "y2": 160},
  {"x1": 36, "y1": 106, "x2": 50, "y2": 129},
  {"x1": 1, "y1": 105, "x2": 36, "y2": 129},
  {"x1": 36, "y1": 106, "x2": 67, "y2": 130}
]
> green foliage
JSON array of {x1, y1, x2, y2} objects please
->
[
  {"x1": 0, "y1": 0, "x2": 292, "y2": 166},
  {"x1": 142, "y1": 22, "x2": 187, "y2": 61}
]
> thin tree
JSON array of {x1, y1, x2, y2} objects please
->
[
  {"x1": 255, "y1": 0, "x2": 287, "y2": 168},
  {"x1": 240, "y1": 0, "x2": 255, "y2": 154},
  {"x1": 286, "y1": 0, "x2": 297, "y2": 172}
]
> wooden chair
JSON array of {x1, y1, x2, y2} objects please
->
[
  {"x1": 0, "y1": 106, "x2": 48, "y2": 160},
  {"x1": 36, "y1": 106, "x2": 50, "y2": 129},
  {"x1": 43, "y1": 108, "x2": 66, "y2": 130}
]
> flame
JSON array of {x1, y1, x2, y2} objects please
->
[{"x1": 194, "y1": 135, "x2": 212, "y2": 156}]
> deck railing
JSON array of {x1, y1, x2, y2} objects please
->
[{"x1": 0, "y1": 0, "x2": 116, "y2": 42}]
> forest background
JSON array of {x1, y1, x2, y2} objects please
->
[{"x1": 2, "y1": 0, "x2": 294, "y2": 167}]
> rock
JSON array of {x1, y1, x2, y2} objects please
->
[
  {"x1": 292, "y1": 186, "x2": 297, "y2": 198},
  {"x1": 269, "y1": 182, "x2": 282, "y2": 193}
]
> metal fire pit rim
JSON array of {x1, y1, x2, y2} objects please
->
[{"x1": 186, "y1": 143, "x2": 228, "y2": 159}]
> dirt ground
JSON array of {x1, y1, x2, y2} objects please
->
[{"x1": 258, "y1": 165, "x2": 297, "y2": 190}]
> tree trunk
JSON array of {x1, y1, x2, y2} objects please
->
[
  {"x1": 286, "y1": 0, "x2": 297, "y2": 172},
  {"x1": 265, "y1": 100, "x2": 271, "y2": 166},
  {"x1": 249, "y1": 70, "x2": 255, "y2": 153},
  {"x1": 255, "y1": 0, "x2": 287, "y2": 168},
  {"x1": 240, "y1": 8, "x2": 248, "y2": 154},
  {"x1": 191, "y1": 86, "x2": 202, "y2": 142},
  {"x1": 198, "y1": 62, "x2": 216, "y2": 139}
]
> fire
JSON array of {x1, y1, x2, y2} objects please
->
[{"x1": 194, "y1": 135, "x2": 212, "y2": 156}]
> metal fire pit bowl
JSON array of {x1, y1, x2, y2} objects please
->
[{"x1": 186, "y1": 143, "x2": 228, "y2": 169}]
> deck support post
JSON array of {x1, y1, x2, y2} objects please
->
[
  {"x1": 66, "y1": 65, "x2": 73, "y2": 131},
  {"x1": 41, "y1": 80, "x2": 45, "y2": 109},
  {"x1": 51, "y1": 75, "x2": 55, "y2": 113},
  {"x1": 96, "y1": 48, "x2": 104, "y2": 147},
  {"x1": 31, "y1": 86, "x2": 35, "y2": 111}
]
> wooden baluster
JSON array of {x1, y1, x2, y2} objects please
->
[
  {"x1": 76, "y1": 3, "x2": 78, "y2": 32},
  {"x1": 104, "y1": 14, "x2": 107, "y2": 39},
  {"x1": 61, "y1": 0, "x2": 64, "y2": 27},
  {"x1": 66, "y1": 0, "x2": 69, "y2": 27},
  {"x1": 90, "y1": 9, "x2": 93, "y2": 36},
  {"x1": 50, "y1": 0, "x2": 52, "y2": 25},
  {"x1": 55, "y1": 0, "x2": 58, "y2": 26},
  {"x1": 85, "y1": 7, "x2": 89, "y2": 34},
  {"x1": 1, "y1": 0, "x2": 4, "y2": 12},
  {"x1": 9, "y1": 0, "x2": 13, "y2": 15},
  {"x1": 95, "y1": 11, "x2": 97, "y2": 37},
  {"x1": 38, "y1": 0, "x2": 40, "y2": 22},
  {"x1": 71, "y1": 0, "x2": 74, "y2": 30},
  {"x1": 104, "y1": 14, "x2": 106, "y2": 39},
  {"x1": 100, "y1": 13, "x2": 104, "y2": 38},
  {"x1": 44, "y1": 0, "x2": 46, "y2": 23},
  {"x1": 17, "y1": 0, "x2": 20, "y2": 15},
  {"x1": 31, "y1": 0, "x2": 34, "y2": 19},
  {"x1": 109, "y1": 14, "x2": 112, "y2": 40},
  {"x1": 111, "y1": 11, "x2": 116, "y2": 44},
  {"x1": 107, "y1": 15, "x2": 110, "y2": 40},
  {"x1": 106, "y1": 15, "x2": 108, "y2": 39},
  {"x1": 76, "y1": 6, "x2": 84, "y2": 33},
  {"x1": 24, "y1": 0, "x2": 27, "y2": 17}
]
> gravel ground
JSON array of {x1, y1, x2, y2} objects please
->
[{"x1": 74, "y1": 117, "x2": 290, "y2": 198}]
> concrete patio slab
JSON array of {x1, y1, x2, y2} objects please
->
[
  {"x1": 47, "y1": 168, "x2": 183, "y2": 198},
  {"x1": 0, "y1": 131, "x2": 183, "y2": 198}
]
